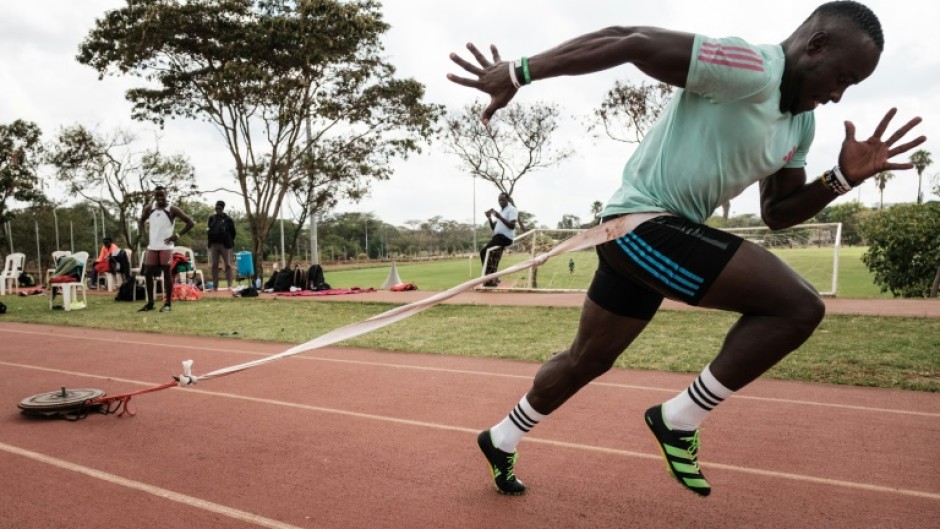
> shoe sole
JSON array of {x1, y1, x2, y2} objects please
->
[
  {"x1": 476, "y1": 433, "x2": 526, "y2": 496},
  {"x1": 645, "y1": 415, "x2": 681, "y2": 483}
]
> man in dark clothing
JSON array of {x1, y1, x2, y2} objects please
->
[{"x1": 207, "y1": 200, "x2": 237, "y2": 291}]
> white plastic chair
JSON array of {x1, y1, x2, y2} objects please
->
[
  {"x1": 48, "y1": 251, "x2": 89, "y2": 311},
  {"x1": 46, "y1": 251, "x2": 72, "y2": 287},
  {"x1": 133, "y1": 249, "x2": 166, "y2": 302},
  {"x1": 174, "y1": 246, "x2": 205, "y2": 288},
  {"x1": 1, "y1": 253, "x2": 26, "y2": 296}
]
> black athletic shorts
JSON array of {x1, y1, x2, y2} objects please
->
[{"x1": 586, "y1": 215, "x2": 744, "y2": 320}]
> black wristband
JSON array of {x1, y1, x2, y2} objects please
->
[{"x1": 514, "y1": 64, "x2": 527, "y2": 86}]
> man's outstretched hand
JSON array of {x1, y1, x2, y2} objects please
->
[
  {"x1": 447, "y1": 43, "x2": 517, "y2": 125},
  {"x1": 840, "y1": 108, "x2": 926, "y2": 185}
]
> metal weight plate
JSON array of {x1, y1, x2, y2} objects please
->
[{"x1": 18, "y1": 387, "x2": 106, "y2": 412}]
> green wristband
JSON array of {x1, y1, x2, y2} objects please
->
[{"x1": 521, "y1": 56, "x2": 531, "y2": 85}]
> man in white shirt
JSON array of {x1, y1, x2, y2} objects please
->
[
  {"x1": 137, "y1": 186, "x2": 195, "y2": 312},
  {"x1": 480, "y1": 192, "x2": 520, "y2": 287}
]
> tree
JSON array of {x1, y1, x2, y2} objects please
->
[
  {"x1": 590, "y1": 200, "x2": 603, "y2": 218},
  {"x1": 3, "y1": 200, "x2": 110, "y2": 275},
  {"x1": 872, "y1": 171, "x2": 894, "y2": 210},
  {"x1": 557, "y1": 214, "x2": 581, "y2": 230},
  {"x1": 589, "y1": 79, "x2": 732, "y2": 219},
  {"x1": 444, "y1": 100, "x2": 573, "y2": 200},
  {"x1": 910, "y1": 149, "x2": 932, "y2": 204},
  {"x1": 859, "y1": 203, "x2": 940, "y2": 298},
  {"x1": 518, "y1": 210, "x2": 537, "y2": 231},
  {"x1": 78, "y1": 0, "x2": 440, "y2": 277},
  {"x1": 47, "y1": 125, "x2": 197, "y2": 247},
  {"x1": 588, "y1": 80, "x2": 673, "y2": 144},
  {"x1": 816, "y1": 201, "x2": 867, "y2": 245},
  {"x1": 0, "y1": 120, "x2": 46, "y2": 225}
]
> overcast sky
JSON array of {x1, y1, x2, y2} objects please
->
[{"x1": 2, "y1": 0, "x2": 937, "y2": 228}]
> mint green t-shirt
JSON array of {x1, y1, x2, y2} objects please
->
[{"x1": 600, "y1": 34, "x2": 815, "y2": 224}]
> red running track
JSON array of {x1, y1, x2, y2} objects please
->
[{"x1": 0, "y1": 322, "x2": 937, "y2": 529}]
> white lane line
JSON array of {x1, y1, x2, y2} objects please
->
[
  {"x1": 1, "y1": 327, "x2": 938, "y2": 418},
  {"x1": 2, "y1": 362, "x2": 938, "y2": 501},
  {"x1": 0, "y1": 441, "x2": 306, "y2": 529}
]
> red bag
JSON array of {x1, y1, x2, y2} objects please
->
[{"x1": 171, "y1": 283, "x2": 203, "y2": 301}]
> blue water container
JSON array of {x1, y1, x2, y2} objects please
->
[{"x1": 235, "y1": 251, "x2": 254, "y2": 278}]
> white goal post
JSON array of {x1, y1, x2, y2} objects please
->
[{"x1": 480, "y1": 222, "x2": 843, "y2": 296}]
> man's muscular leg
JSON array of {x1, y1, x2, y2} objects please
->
[
  {"x1": 527, "y1": 298, "x2": 652, "y2": 414},
  {"x1": 697, "y1": 241, "x2": 825, "y2": 390},
  {"x1": 477, "y1": 297, "x2": 654, "y2": 495},
  {"x1": 647, "y1": 241, "x2": 826, "y2": 496}
]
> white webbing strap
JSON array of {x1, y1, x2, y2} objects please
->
[{"x1": 181, "y1": 213, "x2": 664, "y2": 385}]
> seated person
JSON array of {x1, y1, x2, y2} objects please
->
[{"x1": 90, "y1": 237, "x2": 120, "y2": 288}]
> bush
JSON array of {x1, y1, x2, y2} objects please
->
[{"x1": 859, "y1": 203, "x2": 940, "y2": 297}]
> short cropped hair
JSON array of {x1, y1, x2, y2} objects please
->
[{"x1": 809, "y1": 1, "x2": 884, "y2": 51}]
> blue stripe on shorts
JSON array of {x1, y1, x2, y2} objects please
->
[{"x1": 615, "y1": 232, "x2": 704, "y2": 297}]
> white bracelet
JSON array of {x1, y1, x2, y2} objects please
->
[{"x1": 507, "y1": 60, "x2": 522, "y2": 89}]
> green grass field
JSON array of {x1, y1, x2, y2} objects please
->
[
  {"x1": 322, "y1": 246, "x2": 890, "y2": 298},
  {"x1": 2, "y1": 285, "x2": 937, "y2": 392},
  {"x1": 3, "y1": 245, "x2": 934, "y2": 393}
]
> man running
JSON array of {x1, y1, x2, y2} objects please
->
[{"x1": 448, "y1": 1, "x2": 924, "y2": 497}]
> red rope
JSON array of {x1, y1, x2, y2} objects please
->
[{"x1": 85, "y1": 380, "x2": 178, "y2": 417}]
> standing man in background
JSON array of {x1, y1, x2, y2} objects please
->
[
  {"x1": 480, "y1": 192, "x2": 519, "y2": 287},
  {"x1": 207, "y1": 200, "x2": 237, "y2": 291}
]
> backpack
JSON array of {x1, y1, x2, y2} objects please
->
[
  {"x1": 0, "y1": 301, "x2": 6, "y2": 314},
  {"x1": 115, "y1": 280, "x2": 146, "y2": 302},
  {"x1": 272, "y1": 268, "x2": 293, "y2": 292},
  {"x1": 292, "y1": 266, "x2": 307, "y2": 290},
  {"x1": 18, "y1": 272, "x2": 36, "y2": 287},
  {"x1": 109, "y1": 249, "x2": 131, "y2": 277},
  {"x1": 307, "y1": 264, "x2": 327, "y2": 290}
]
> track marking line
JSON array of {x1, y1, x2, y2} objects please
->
[
  {"x1": 1, "y1": 327, "x2": 938, "y2": 418},
  {"x1": 2, "y1": 362, "x2": 938, "y2": 501},
  {"x1": 0, "y1": 441, "x2": 306, "y2": 529}
]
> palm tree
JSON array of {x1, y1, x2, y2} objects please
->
[
  {"x1": 589, "y1": 200, "x2": 603, "y2": 226},
  {"x1": 873, "y1": 171, "x2": 895, "y2": 210},
  {"x1": 910, "y1": 150, "x2": 933, "y2": 204}
]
